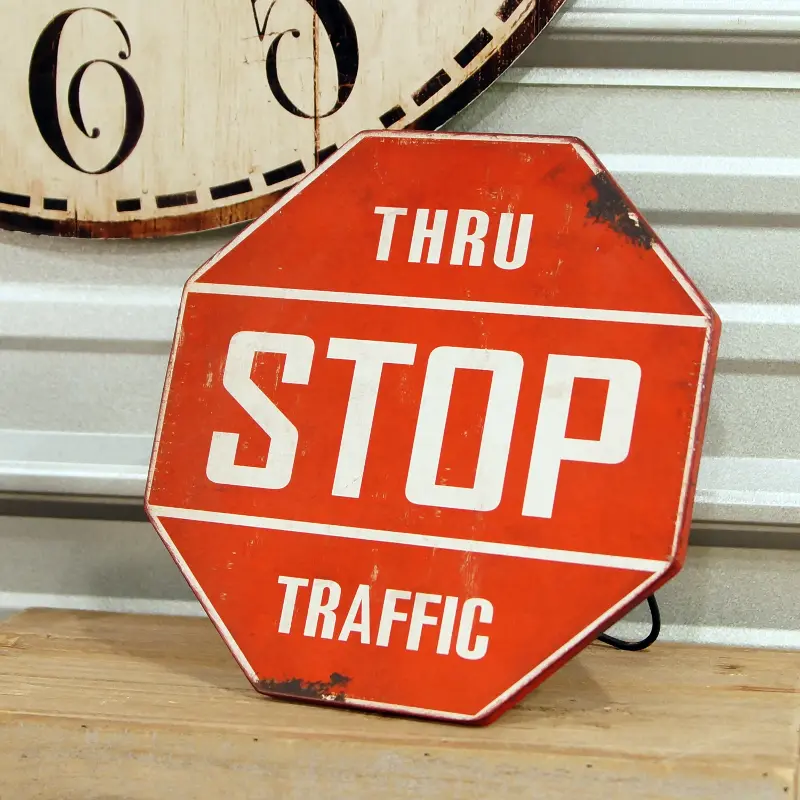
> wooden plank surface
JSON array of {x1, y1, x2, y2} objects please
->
[{"x1": 0, "y1": 609, "x2": 797, "y2": 799}]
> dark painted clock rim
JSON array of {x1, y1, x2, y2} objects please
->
[{"x1": 0, "y1": 1, "x2": 564, "y2": 240}]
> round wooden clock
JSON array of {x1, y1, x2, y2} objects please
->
[{"x1": 1, "y1": 1, "x2": 565, "y2": 238}]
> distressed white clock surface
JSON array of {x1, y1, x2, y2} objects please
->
[{"x1": 0, "y1": 1, "x2": 565, "y2": 237}]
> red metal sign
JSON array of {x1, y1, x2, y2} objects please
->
[{"x1": 146, "y1": 131, "x2": 719, "y2": 724}]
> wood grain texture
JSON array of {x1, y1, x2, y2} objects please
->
[{"x1": 0, "y1": 609, "x2": 797, "y2": 799}]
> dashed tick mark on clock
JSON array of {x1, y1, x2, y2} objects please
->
[{"x1": 0, "y1": 0, "x2": 566, "y2": 238}]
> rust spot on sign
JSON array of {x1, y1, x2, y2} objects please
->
[
  {"x1": 586, "y1": 172, "x2": 654, "y2": 250},
  {"x1": 257, "y1": 671, "x2": 351, "y2": 701}
]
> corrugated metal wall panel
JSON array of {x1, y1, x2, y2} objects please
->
[
  {"x1": 2, "y1": 0, "x2": 797, "y2": 527},
  {"x1": 0, "y1": 0, "x2": 797, "y2": 642}
]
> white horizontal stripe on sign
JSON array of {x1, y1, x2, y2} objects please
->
[
  {"x1": 188, "y1": 284, "x2": 707, "y2": 328},
  {"x1": 188, "y1": 283, "x2": 708, "y2": 328},
  {"x1": 150, "y1": 505, "x2": 667, "y2": 573}
]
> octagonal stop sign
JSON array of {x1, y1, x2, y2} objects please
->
[{"x1": 146, "y1": 131, "x2": 719, "y2": 724}]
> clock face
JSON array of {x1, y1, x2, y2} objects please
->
[{"x1": 0, "y1": 1, "x2": 565, "y2": 238}]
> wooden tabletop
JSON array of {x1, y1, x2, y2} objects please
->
[{"x1": 0, "y1": 609, "x2": 798, "y2": 799}]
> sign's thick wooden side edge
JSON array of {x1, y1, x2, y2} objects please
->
[{"x1": 476, "y1": 153, "x2": 722, "y2": 725}]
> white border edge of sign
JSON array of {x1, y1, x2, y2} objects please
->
[
  {"x1": 353, "y1": 569, "x2": 667, "y2": 722},
  {"x1": 672, "y1": 319, "x2": 714, "y2": 561},
  {"x1": 144, "y1": 129, "x2": 716, "y2": 723},
  {"x1": 338, "y1": 569, "x2": 667, "y2": 722},
  {"x1": 187, "y1": 284, "x2": 707, "y2": 328},
  {"x1": 148, "y1": 515, "x2": 259, "y2": 685},
  {"x1": 568, "y1": 139, "x2": 711, "y2": 321}
]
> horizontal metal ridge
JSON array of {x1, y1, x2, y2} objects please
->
[
  {"x1": 0, "y1": 289, "x2": 792, "y2": 361},
  {"x1": 501, "y1": 67, "x2": 800, "y2": 91},
  {"x1": 550, "y1": 0, "x2": 800, "y2": 37},
  {"x1": 0, "y1": 429, "x2": 797, "y2": 526}
]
